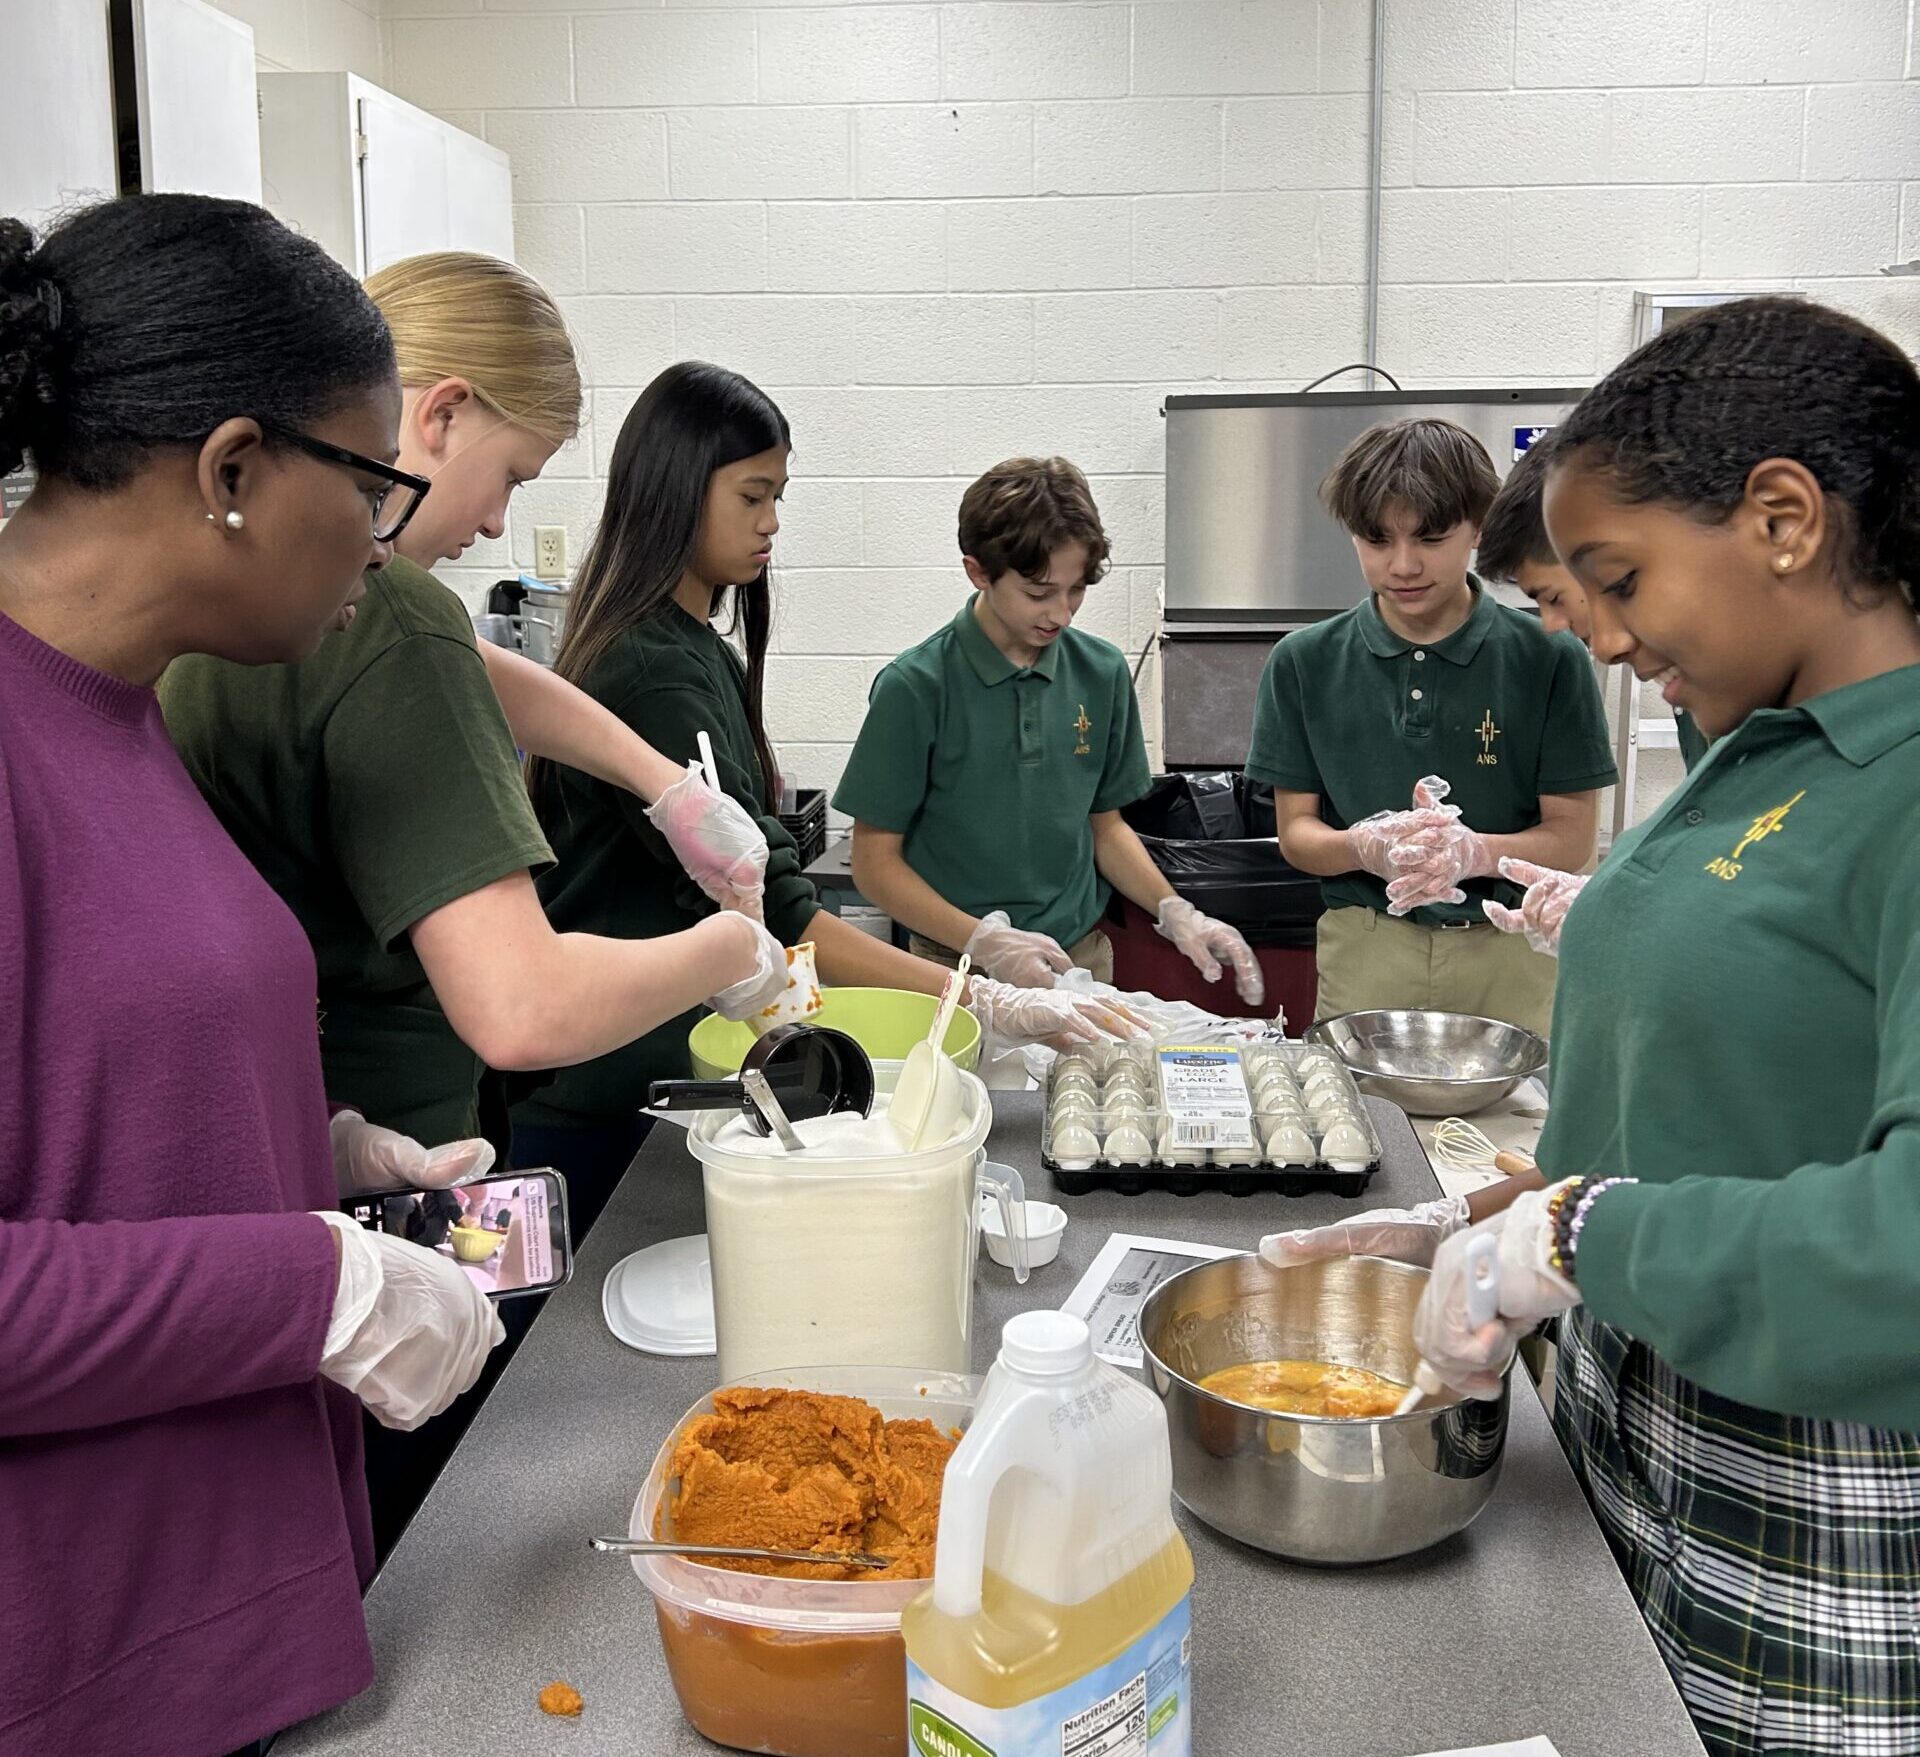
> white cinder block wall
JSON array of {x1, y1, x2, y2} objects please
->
[{"x1": 352, "y1": 0, "x2": 1918, "y2": 803}]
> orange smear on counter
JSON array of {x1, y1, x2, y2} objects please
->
[{"x1": 538, "y1": 1680, "x2": 583, "y2": 1718}]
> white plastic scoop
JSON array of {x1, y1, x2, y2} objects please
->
[
  {"x1": 1395, "y1": 1229, "x2": 1501, "y2": 1415},
  {"x1": 893, "y1": 955, "x2": 969, "y2": 1150}
]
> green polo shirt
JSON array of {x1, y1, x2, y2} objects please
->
[
  {"x1": 831, "y1": 600, "x2": 1154, "y2": 948},
  {"x1": 159, "y1": 556, "x2": 553, "y2": 1147},
  {"x1": 1540, "y1": 664, "x2": 1920, "y2": 1431},
  {"x1": 513, "y1": 604, "x2": 822, "y2": 1129},
  {"x1": 1676, "y1": 707, "x2": 1712, "y2": 769},
  {"x1": 1245, "y1": 581, "x2": 1617, "y2": 924}
]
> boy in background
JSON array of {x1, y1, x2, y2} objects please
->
[
  {"x1": 1478, "y1": 441, "x2": 1712, "y2": 769},
  {"x1": 834, "y1": 456, "x2": 1263, "y2": 1010},
  {"x1": 1245, "y1": 419, "x2": 1616, "y2": 1037}
]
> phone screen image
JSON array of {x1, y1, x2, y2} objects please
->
[{"x1": 342, "y1": 1170, "x2": 572, "y2": 1300}]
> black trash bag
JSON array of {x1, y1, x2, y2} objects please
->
[{"x1": 1120, "y1": 771, "x2": 1321, "y2": 946}]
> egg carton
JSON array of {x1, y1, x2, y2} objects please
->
[{"x1": 1041, "y1": 1039, "x2": 1382, "y2": 1198}]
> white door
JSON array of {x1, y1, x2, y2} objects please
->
[
  {"x1": 127, "y1": 0, "x2": 262, "y2": 202},
  {"x1": 359, "y1": 86, "x2": 513, "y2": 273},
  {"x1": 0, "y1": 2, "x2": 117, "y2": 229}
]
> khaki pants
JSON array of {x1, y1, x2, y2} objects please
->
[
  {"x1": 1312, "y1": 906, "x2": 1557, "y2": 1039},
  {"x1": 910, "y1": 926, "x2": 1115, "y2": 986}
]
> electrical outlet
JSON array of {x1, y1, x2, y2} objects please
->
[{"x1": 533, "y1": 525, "x2": 567, "y2": 580}]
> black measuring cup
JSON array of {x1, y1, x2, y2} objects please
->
[{"x1": 647, "y1": 1022, "x2": 876, "y2": 1137}]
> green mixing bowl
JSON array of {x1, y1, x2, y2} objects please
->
[{"x1": 688, "y1": 987, "x2": 982, "y2": 1086}]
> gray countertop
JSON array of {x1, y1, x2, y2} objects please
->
[{"x1": 278, "y1": 1094, "x2": 1703, "y2": 1757}]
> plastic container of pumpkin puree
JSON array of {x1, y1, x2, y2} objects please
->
[{"x1": 629, "y1": 1365, "x2": 981, "y2": 1757}]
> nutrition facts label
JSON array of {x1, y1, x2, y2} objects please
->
[
  {"x1": 1063, "y1": 1671, "x2": 1147, "y2": 1757},
  {"x1": 1061, "y1": 1233, "x2": 1242, "y2": 1370},
  {"x1": 1156, "y1": 1045, "x2": 1255, "y2": 1149}
]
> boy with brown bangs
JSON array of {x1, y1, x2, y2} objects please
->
[
  {"x1": 835, "y1": 456, "x2": 1264, "y2": 1010},
  {"x1": 1245, "y1": 418, "x2": 1616, "y2": 1036},
  {"x1": 1479, "y1": 441, "x2": 1712, "y2": 771}
]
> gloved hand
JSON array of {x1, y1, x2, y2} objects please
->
[
  {"x1": 1259, "y1": 1195, "x2": 1471, "y2": 1271},
  {"x1": 313, "y1": 1209, "x2": 504, "y2": 1431},
  {"x1": 703, "y1": 914, "x2": 796, "y2": 1021},
  {"x1": 1381, "y1": 777, "x2": 1495, "y2": 916},
  {"x1": 964, "y1": 910, "x2": 1072, "y2": 989},
  {"x1": 1482, "y1": 857, "x2": 1587, "y2": 956},
  {"x1": 967, "y1": 975, "x2": 1152, "y2": 1051},
  {"x1": 1154, "y1": 896, "x2": 1266, "y2": 1009},
  {"x1": 331, "y1": 1109, "x2": 494, "y2": 1197},
  {"x1": 646, "y1": 765, "x2": 770, "y2": 921},
  {"x1": 1344, "y1": 775, "x2": 1461, "y2": 880},
  {"x1": 1411, "y1": 1187, "x2": 1581, "y2": 1400}
]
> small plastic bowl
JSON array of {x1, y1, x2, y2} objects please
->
[{"x1": 980, "y1": 1198, "x2": 1066, "y2": 1269}]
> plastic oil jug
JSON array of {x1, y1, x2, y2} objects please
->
[{"x1": 902, "y1": 1311, "x2": 1194, "y2": 1757}]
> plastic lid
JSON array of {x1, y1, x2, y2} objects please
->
[
  {"x1": 1000, "y1": 1310, "x2": 1091, "y2": 1375},
  {"x1": 602, "y1": 1234, "x2": 716, "y2": 1356}
]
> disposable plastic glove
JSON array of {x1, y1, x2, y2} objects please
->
[
  {"x1": 1481, "y1": 857, "x2": 1587, "y2": 956},
  {"x1": 1381, "y1": 777, "x2": 1495, "y2": 916},
  {"x1": 1259, "y1": 1195, "x2": 1472, "y2": 1271},
  {"x1": 646, "y1": 765, "x2": 770, "y2": 921},
  {"x1": 1345, "y1": 775, "x2": 1460, "y2": 881},
  {"x1": 1154, "y1": 896, "x2": 1266, "y2": 1009},
  {"x1": 703, "y1": 914, "x2": 796, "y2": 1022},
  {"x1": 964, "y1": 910, "x2": 1073, "y2": 989},
  {"x1": 314, "y1": 1209, "x2": 504, "y2": 1431},
  {"x1": 331, "y1": 1109, "x2": 494, "y2": 1197},
  {"x1": 1411, "y1": 1187, "x2": 1581, "y2": 1400},
  {"x1": 968, "y1": 976, "x2": 1152, "y2": 1050}
]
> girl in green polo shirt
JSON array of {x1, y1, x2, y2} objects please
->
[
  {"x1": 1363, "y1": 298, "x2": 1920, "y2": 1757},
  {"x1": 514, "y1": 365, "x2": 1143, "y2": 1180}
]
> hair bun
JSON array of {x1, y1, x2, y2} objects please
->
[{"x1": 0, "y1": 215, "x2": 66, "y2": 476}]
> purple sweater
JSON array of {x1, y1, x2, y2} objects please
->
[{"x1": 0, "y1": 611, "x2": 375, "y2": 1756}]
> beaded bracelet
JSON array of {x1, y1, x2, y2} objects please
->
[
  {"x1": 1562, "y1": 1176, "x2": 1637, "y2": 1281},
  {"x1": 1544, "y1": 1179, "x2": 1583, "y2": 1279}
]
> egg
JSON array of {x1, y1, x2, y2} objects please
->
[
  {"x1": 1055, "y1": 1053, "x2": 1099, "y2": 1084},
  {"x1": 1250, "y1": 1073, "x2": 1298, "y2": 1106},
  {"x1": 1263, "y1": 1121, "x2": 1318, "y2": 1165},
  {"x1": 1049, "y1": 1088, "x2": 1097, "y2": 1124},
  {"x1": 1309, "y1": 1089, "x2": 1356, "y2": 1120},
  {"x1": 1052, "y1": 1065, "x2": 1097, "y2": 1095},
  {"x1": 1102, "y1": 1121, "x2": 1154, "y2": 1166},
  {"x1": 1099, "y1": 1097, "x2": 1147, "y2": 1131},
  {"x1": 1049, "y1": 1120, "x2": 1099, "y2": 1167},
  {"x1": 1156, "y1": 1125, "x2": 1209, "y2": 1167},
  {"x1": 1318, "y1": 1120, "x2": 1373, "y2": 1170},
  {"x1": 1302, "y1": 1065, "x2": 1347, "y2": 1096},
  {"x1": 1103, "y1": 1061, "x2": 1152, "y2": 1092}
]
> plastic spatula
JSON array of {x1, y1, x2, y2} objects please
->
[
  {"x1": 1395, "y1": 1229, "x2": 1501, "y2": 1415},
  {"x1": 893, "y1": 955, "x2": 970, "y2": 1150}
]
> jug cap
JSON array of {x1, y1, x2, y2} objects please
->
[{"x1": 1001, "y1": 1310, "x2": 1091, "y2": 1376}]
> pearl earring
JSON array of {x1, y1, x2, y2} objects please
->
[
  {"x1": 1773, "y1": 552, "x2": 1793, "y2": 572},
  {"x1": 206, "y1": 509, "x2": 245, "y2": 531}
]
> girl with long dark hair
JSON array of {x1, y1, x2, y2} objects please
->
[{"x1": 516, "y1": 362, "x2": 1141, "y2": 1180}]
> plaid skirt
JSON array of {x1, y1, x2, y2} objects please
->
[{"x1": 1554, "y1": 1309, "x2": 1920, "y2": 1756}]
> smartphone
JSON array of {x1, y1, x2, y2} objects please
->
[{"x1": 340, "y1": 1168, "x2": 574, "y2": 1301}]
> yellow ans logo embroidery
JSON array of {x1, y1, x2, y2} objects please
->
[
  {"x1": 1073, "y1": 702, "x2": 1093, "y2": 757},
  {"x1": 1705, "y1": 790, "x2": 1806, "y2": 882},
  {"x1": 1476, "y1": 710, "x2": 1501, "y2": 767}
]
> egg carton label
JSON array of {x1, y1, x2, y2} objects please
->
[
  {"x1": 908, "y1": 1595, "x2": 1190, "y2": 1757},
  {"x1": 1154, "y1": 1046, "x2": 1254, "y2": 1149}
]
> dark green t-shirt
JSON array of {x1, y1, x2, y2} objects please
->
[
  {"x1": 1245, "y1": 582, "x2": 1618, "y2": 924},
  {"x1": 514, "y1": 604, "x2": 821, "y2": 1128},
  {"x1": 159, "y1": 556, "x2": 552, "y2": 1146},
  {"x1": 1676, "y1": 707, "x2": 1712, "y2": 769},
  {"x1": 831, "y1": 601, "x2": 1154, "y2": 947},
  {"x1": 1542, "y1": 666, "x2": 1920, "y2": 1429}
]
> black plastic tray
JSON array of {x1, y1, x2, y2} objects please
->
[{"x1": 1046, "y1": 1157, "x2": 1378, "y2": 1199}]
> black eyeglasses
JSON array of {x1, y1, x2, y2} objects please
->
[{"x1": 259, "y1": 422, "x2": 432, "y2": 543}]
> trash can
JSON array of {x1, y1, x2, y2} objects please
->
[{"x1": 1106, "y1": 771, "x2": 1323, "y2": 1026}]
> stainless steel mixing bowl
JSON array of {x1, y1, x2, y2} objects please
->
[
  {"x1": 1307, "y1": 1009, "x2": 1548, "y2": 1117},
  {"x1": 1140, "y1": 1254, "x2": 1508, "y2": 1565}
]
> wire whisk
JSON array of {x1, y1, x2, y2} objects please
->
[{"x1": 1432, "y1": 1116, "x2": 1537, "y2": 1178}]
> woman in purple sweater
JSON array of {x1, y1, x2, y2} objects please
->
[{"x1": 0, "y1": 196, "x2": 509, "y2": 1757}]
